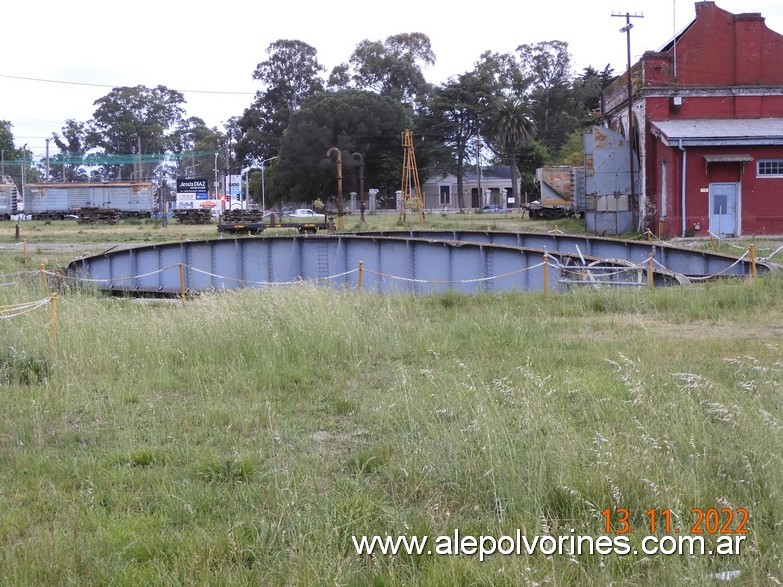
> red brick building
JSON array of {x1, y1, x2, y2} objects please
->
[{"x1": 601, "y1": 1, "x2": 783, "y2": 237}]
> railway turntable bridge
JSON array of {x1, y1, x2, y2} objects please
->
[{"x1": 65, "y1": 231, "x2": 779, "y2": 296}]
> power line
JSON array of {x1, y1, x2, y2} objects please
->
[
  {"x1": 0, "y1": 150, "x2": 219, "y2": 166},
  {"x1": 0, "y1": 73, "x2": 255, "y2": 96}
]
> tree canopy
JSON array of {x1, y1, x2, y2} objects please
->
[
  {"x1": 11, "y1": 31, "x2": 616, "y2": 206},
  {"x1": 271, "y1": 89, "x2": 410, "y2": 206}
]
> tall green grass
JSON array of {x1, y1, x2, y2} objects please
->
[{"x1": 0, "y1": 265, "x2": 782, "y2": 584}]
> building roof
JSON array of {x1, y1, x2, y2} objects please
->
[
  {"x1": 651, "y1": 118, "x2": 783, "y2": 146},
  {"x1": 464, "y1": 165, "x2": 513, "y2": 181}
]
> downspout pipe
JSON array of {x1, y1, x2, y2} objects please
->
[{"x1": 679, "y1": 139, "x2": 687, "y2": 237}]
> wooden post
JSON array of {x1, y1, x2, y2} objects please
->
[
  {"x1": 647, "y1": 252, "x2": 654, "y2": 288},
  {"x1": 358, "y1": 260, "x2": 364, "y2": 293},
  {"x1": 49, "y1": 293, "x2": 58, "y2": 356},
  {"x1": 708, "y1": 232, "x2": 718, "y2": 251},
  {"x1": 749, "y1": 244, "x2": 757, "y2": 281},
  {"x1": 543, "y1": 250, "x2": 549, "y2": 294},
  {"x1": 23, "y1": 239, "x2": 28, "y2": 265},
  {"x1": 179, "y1": 263, "x2": 186, "y2": 304},
  {"x1": 40, "y1": 264, "x2": 48, "y2": 294}
]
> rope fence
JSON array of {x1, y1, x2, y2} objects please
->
[
  {"x1": 0, "y1": 235, "x2": 775, "y2": 367},
  {"x1": 0, "y1": 294, "x2": 58, "y2": 356},
  {"x1": 0, "y1": 239, "x2": 773, "y2": 303},
  {"x1": 0, "y1": 237, "x2": 773, "y2": 360}
]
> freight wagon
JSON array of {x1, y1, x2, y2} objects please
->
[
  {"x1": 23, "y1": 182, "x2": 155, "y2": 220},
  {"x1": 529, "y1": 126, "x2": 639, "y2": 234},
  {"x1": 0, "y1": 175, "x2": 23, "y2": 220}
]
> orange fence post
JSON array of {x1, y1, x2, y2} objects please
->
[
  {"x1": 543, "y1": 251, "x2": 549, "y2": 294},
  {"x1": 179, "y1": 263, "x2": 186, "y2": 304},
  {"x1": 647, "y1": 252, "x2": 654, "y2": 288},
  {"x1": 40, "y1": 264, "x2": 48, "y2": 294},
  {"x1": 708, "y1": 232, "x2": 718, "y2": 251},
  {"x1": 49, "y1": 293, "x2": 58, "y2": 356}
]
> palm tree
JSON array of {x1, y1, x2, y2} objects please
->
[{"x1": 485, "y1": 97, "x2": 536, "y2": 208}]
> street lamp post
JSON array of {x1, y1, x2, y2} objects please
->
[
  {"x1": 326, "y1": 147, "x2": 344, "y2": 230},
  {"x1": 352, "y1": 152, "x2": 365, "y2": 226},
  {"x1": 20, "y1": 144, "x2": 27, "y2": 204},
  {"x1": 260, "y1": 156, "x2": 278, "y2": 213}
]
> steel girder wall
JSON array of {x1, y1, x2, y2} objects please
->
[
  {"x1": 359, "y1": 230, "x2": 774, "y2": 278},
  {"x1": 67, "y1": 231, "x2": 769, "y2": 295},
  {"x1": 67, "y1": 236, "x2": 562, "y2": 295}
]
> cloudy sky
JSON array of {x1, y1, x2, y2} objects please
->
[{"x1": 3, "y1": 0, "x2": 782, "y2": 161}]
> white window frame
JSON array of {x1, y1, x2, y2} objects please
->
[{"x1": 757, "y1": 159, "x2": 783, "y2": 177}]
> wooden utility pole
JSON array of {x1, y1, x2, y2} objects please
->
[{"x1": 613, "y1": 11, "x2": 644, "y2": 229}]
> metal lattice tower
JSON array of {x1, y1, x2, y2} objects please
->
[{"x1": 399, "y1": 130, "x2": 425, "y2": 224}]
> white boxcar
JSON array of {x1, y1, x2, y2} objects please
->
[{"x1": 24, "y1": 182, "x2": 155, "y2": 219}]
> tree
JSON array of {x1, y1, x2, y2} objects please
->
[
  {"x1": 252, "y1": 39, "x2": 325, "y2": 112},
  {"x1": 0, "y1": 121, "x2": 20, "y2": 184},
  {"x1": 235, "y1": 40, "x2": 326, "y2": 168},
  {"x1": 557, "y1": 129, "x2": 587, "y2": 166},
  {"x1": 0, "y1": 121, "x2": 16, "y2": 162},
  {"x1": 517, "y1": 141, "x2": 552, "y2": 203},
  {"x1": 272, "y1": 89, "x2": 410, "y2": 206},
  {"x1": 472, "y1": 50, "x2": 530, "y2": 98},
  {"x1": 169, "y1": 116, "x2": 222, "y2": 179},
  {"x1": 516, "y1": 41, "x2": 576, "y2": 154},
  {"x1": 51, "y1": 119, "x2": 90, "y2": 182},
  {"x1": 573, "y1": 65, "x2": 614, "y2": 114},
  {"x1": 88, "y1": 85, "x2": 188, "y2": 181},
  {"x1": 484, "y1": 97, "x2": 536, "y2": 207},
  {"x1": 423, "y1": 71, "x2": 492, "y2": 210},
  {"x1": 344, "y1": 33, "x2": 435, "y2": 110}
]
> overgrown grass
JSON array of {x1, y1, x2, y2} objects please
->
[{"x1": 0, "y1": 262, "x2": 782, "y2": 584}]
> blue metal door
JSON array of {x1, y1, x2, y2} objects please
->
[{"x1": 709, "y1": 183, "x2": 738, "y2": 237}]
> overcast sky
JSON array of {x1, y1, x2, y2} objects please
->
[{"x1": 3, "y1": 0, "x2": 782, "y2": 160}]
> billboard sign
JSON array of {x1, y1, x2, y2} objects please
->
[
  {"x1": 227, "y1": 174, "x2": 242, "y2": 202},
  {"x1": 176, "y1": 177, "x2": 209, "y2": 200}
]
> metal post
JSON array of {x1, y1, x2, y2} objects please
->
[
  {"x1": 137, "y1": 135, "x2": 142, "y2": 181},
  {"x1": 327, "y1": 148, "x2": 344, "y2": 230},
  {"x1": 214, "y1": 152, "x2": 219, "y2": 204},
  {"x1": 261, "y1": 156, "x2": 278, "y2": 213},
  {"x1": 352, "y1": 153, "x2": 366, "y2": 226},
  {"x1": 261, "y1": 166, "x2": 266, "y2": 212},
  {"x1": 20, "y1": 144, "x2": 27, "y2": 206}
]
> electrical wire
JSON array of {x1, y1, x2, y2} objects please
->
[{"x1": 0, "y1": 73, "x2": 254, "y2": 96}]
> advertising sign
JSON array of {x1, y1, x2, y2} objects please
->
[
  {"x1": 176, "y1": 177, "x2": 209, "y2": 200},
  {"x1": 227, "y1": 174, "x2": 242, "y2": 202}
]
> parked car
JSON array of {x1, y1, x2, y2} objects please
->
[
  {"x1": 479, "y1": 205, "x2": 511, "y2": 213},
  {"x1": 289, "y1": 208, "x2": 325, "y2": 220}
]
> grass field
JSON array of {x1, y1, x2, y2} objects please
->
[{"x1": 1, "y1": 217, "x2": 782, "y2": 585}]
